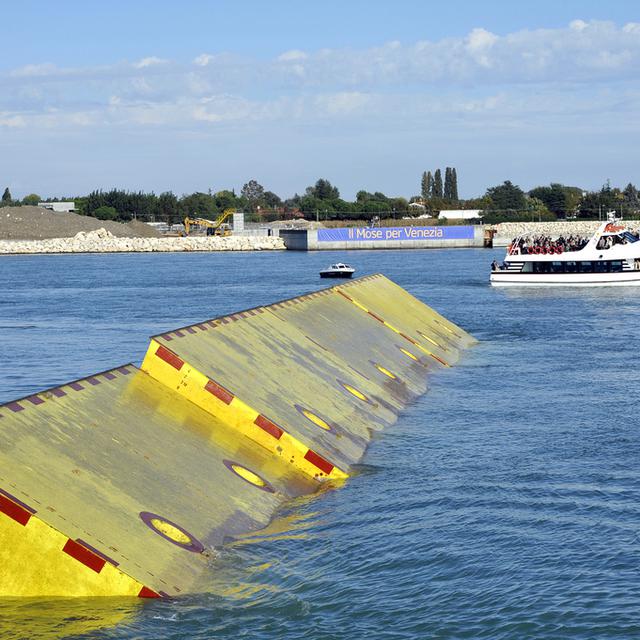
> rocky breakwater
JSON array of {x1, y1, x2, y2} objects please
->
[
  {"x1": 0, "y1": 228, "x2": 285, "y2": 254},
  {"x1": 491, "y1": 220, "x2": 640, "y2": 246}
]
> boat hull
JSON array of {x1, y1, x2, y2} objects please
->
[
  {"x1": 320, "y1": 272, "x2": 354, "y2": 278},
  {"x1": 490, "y1": 271, "x2": 640, "y2": 287}
]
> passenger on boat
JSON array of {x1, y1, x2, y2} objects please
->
[{"x1": 512, "y1": 233, "x2": 589, "y2": 255}]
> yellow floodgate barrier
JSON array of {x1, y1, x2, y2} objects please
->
[{"x1": 0, "y1": 274, "x2": 475, "y2": 597}]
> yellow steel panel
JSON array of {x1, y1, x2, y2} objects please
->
[
  {"x1": 1, "y1": 274, "x2": 475, "y2": 598},
  {"x1": 337, "y1": 275, "x2": 476, "y2": 364},
  {"x1": 140, "y1": 340, "x2": 348, "y2": 482},
  {"x1": 0, "y1": 510, "x2": 144, "y2": 597},
  {"x1": 0, "y1": 366, "x2": 316, "y2": 597},
  {"x1": 265, "y1": 289, "x2": 431, "y2": 403},
  {"x1": 150, "y1": 307, "x2": 400, "y2": 473}
]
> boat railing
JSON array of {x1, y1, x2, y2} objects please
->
[{"x1": 508, "y1": 236, "x2": 523, "y2": 255}]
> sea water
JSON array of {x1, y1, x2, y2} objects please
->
[{"x1": 0, "y1": 248, "x2": 638, "y2": 640}]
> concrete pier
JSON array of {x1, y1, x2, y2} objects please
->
[{"x1": 280, "y1": 225, "x2": 485, "y2": 250}]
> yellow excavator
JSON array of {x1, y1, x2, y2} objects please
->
[{"x1": 183, "y1": 208, "x2": 235, "y2": 236}]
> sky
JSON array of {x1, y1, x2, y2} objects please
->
[{"x1": 1, "y1": 0, "x2": 639, "y2": 200}]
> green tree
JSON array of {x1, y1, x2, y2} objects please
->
[
  {"x1": 156, "y1": 191, "x2": 179, "y2": 226},
  {"x1": 486, "y1": 180, "x2": 526, "y2": 211},
  {"x1": 421, "y1": 171, "x2": 432, "y2": 200},
  {"x1": 22, "y1": 193, "x2": 41, "y2": 206},
  {"x1": 444, "y1": 167, "x2": 453, "y2": 200},
  {"x1": 93, "y1": 205, "x2": 118, "y2": 220},
  {"x1": 240, "y1": 179, "x2": 265, "y2": 211},
  {"x1": 263, "y1": 191, "x2": 283, "y2": 209},
  {"x1": 622, "y1": 183, "x2": 640, "y2": 213},
  {"x1": 451, "y1": 168, "x2": 459, "y2": 200},
  {"x1": 432, "y1": 169, "x2": 443, "y2": 198},
  {"x1": 528, "y1": 183, "x2": 581, "y2": 218},
  {"x1": 306, "y1": 178, "x2": 339, "y2": 200},
  {"x1": 179, "y1": 192, "x2": 217, "y2": 219},
  {"x1": 214, "y1": 190, "x2": 240, "y2": 211},
  {"x1": 2, "y1": 187, "x2": 12, "y2": 205},
  {"x1": 578, "y1": 181, "x2": 620, "y2": 218}
]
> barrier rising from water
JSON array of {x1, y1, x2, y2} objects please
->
[{"x1": 0, "y1": 274, "x2": 475, "y2": 598}]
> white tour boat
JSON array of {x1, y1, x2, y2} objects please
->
[{"x1": 490, "y1": 217, "x2": 640, "y2": 287}]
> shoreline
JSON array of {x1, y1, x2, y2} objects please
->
[{"x1": 0, "y1": 229, "x2": 285, "y2": 255}]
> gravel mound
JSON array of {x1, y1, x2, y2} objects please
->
[{"x1": 0, "y1": 206, "x2": 162, "y2": 240}]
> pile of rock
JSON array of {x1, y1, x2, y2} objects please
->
[
  {"x1": 492, "y1": 220, "x2": 640, "y2": 240},
  {"x1": 0, "y1": 229, "x2": 285, "y2": 254}
]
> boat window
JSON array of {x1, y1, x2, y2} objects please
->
[
  {"x1": 623, "y1": 232, "x2": 639, "y2": 243},
  {"x1": 565, "y1": 261, "x2": 577, "y2": 273},
  {"x1": 578, "y1": 261, "x2": 593, "y2": 273},
  {"x1": 551, "y1": 262, "x2": 565, "y2": 273}
]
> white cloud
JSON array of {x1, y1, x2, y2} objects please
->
[
  {"x1": 193, "y1": 53, "x2": 214, "y2": 67},
  {"x1": 2, "y1": 20, "x2": 640, "y2": 134},
  {"x1": 569, "y1": 19, "x2": 589, "y2": 32},
  {"x1": 132, "y1": 56, "x2": 167, "y2": 69},
  {"x1": 10, "y1": 63, "x2": 60, "y2": 78},
  {"x1": 277, "y1": 49, "x2": 308, "y2": 62}
]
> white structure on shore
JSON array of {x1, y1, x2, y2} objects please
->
[
  {"x1": 38, "y1": 202, "x2": 76, "y2": 213},
  {"x1": 439, "y1": 209, "x2": 482, "y2": 220}
]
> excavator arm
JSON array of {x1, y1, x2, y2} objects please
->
[{"x1": 183, "y1": 209, "x2": 235, "y2": 236}]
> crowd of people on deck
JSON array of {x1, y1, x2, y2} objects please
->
[{"x1": 508, "y1": 234, "x2": 589, "y2": 255}]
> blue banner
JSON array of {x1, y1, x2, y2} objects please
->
[{"x1": 317, "y1": 226, "x2": 475, "y2": 242}]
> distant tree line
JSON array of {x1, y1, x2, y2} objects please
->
[{"x1": 3, "y1": 171, "x2": 639, "y2": 224}]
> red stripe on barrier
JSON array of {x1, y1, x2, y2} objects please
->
[
  {"x1": 368, "y1": 310, "x2": 385, "y2": 323},
  {"x1": 0, "y1": 493, "x2": 32, "y2": 526},
  {"x1": 102, "y1": 372, "x2": 116, "y2": 381},
  {"x1": 62, "y1": 539, "x2": 106, "y2": 573},
  {"x1": 400, "y1": 332, "x2": 418, "y2": 345},
  {"x1": 7, "y1": 402, "x2": 23, "y2": 412},
  {"x1": 86, "y1": 377, "x2": 101, "y2": 386},
  {"x1": 75, "y1": 538, "x2": 119, "y2": 567},
  {"x1": 304, "y1": 450, "x2": 334, "y2": 475},
  {"x1": 52, "y1": 388, "x2": 67, "y2": 397},
  {"x1": 254, "y1": 415, "x2": 283, "y2": 439},
  {"x1": 69, "y1": 382, "x2": 84, "y2": 391},
  {"x1": 174, "y1": 330, "x2": 184, "y2": 338},
  {"x1": 430, "y1": 354, "x2": 450, "y2": 367},
  {"x1": 337, "y1": 290, "x2": 353, "y2": 301},
  {"x1": 155, "y1": 345, "x2": 184, "y2": 371},
  {"x1": 205, "y1": 380, "x2": 234, "y2": 405},
  {"x1": 186, "y1": 327, "x2": 197, "y2": 334},
  {"x1": 138, "y1": 586, "x2": 161, "y2": 598}
]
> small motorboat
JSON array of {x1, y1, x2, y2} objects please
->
[{"x1": 319, "y1": 262, "x2": 355, "y2": 278}]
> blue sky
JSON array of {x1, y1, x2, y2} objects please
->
[{"x1": 1, "y1": 1, "x2": 639, "y2": 200}]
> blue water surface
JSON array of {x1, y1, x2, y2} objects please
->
[{"x1": 0, "y1": 248, "x2": 638, "y2": 640}]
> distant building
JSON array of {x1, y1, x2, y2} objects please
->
[
  {"x1": 408, "y1": 202, "x2": 426, "y2": 211},
  {"x1": 39, "y1": 202, "x2": 75, "y2": 213},
  {"x1": 145, "y1": 221, "x2": 171, "y2": 233},
  {"x1": 438, "y1": 209, "x2": 483, "y2": 220}
]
